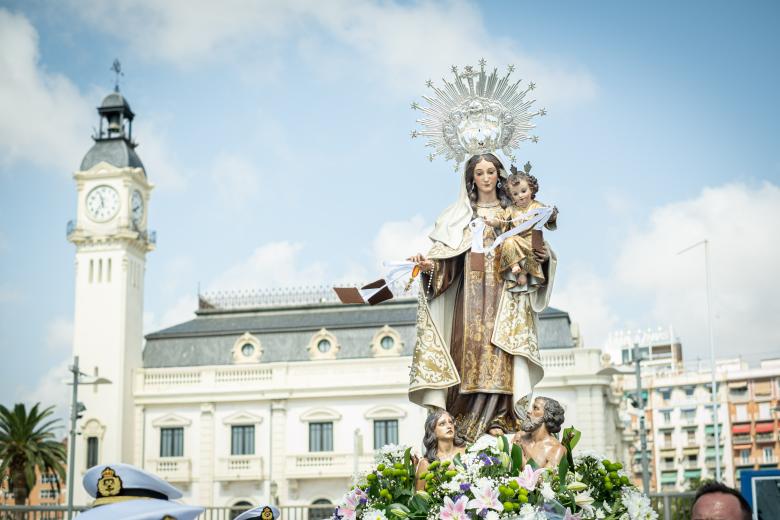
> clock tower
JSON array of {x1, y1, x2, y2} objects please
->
[{"x1": 67, "y1": 89, "x2": 154, "y2": 503}]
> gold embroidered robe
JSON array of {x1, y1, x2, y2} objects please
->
[{"x1": 408, "y1": 205, "x2": 555, "y2": 442}]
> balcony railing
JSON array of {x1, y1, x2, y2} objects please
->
[
  {"x1": 683, "y1": 460, "x2": 700, "y2": 469},
  {"x1": 756, "y1": 433, "x2": 775, "y2": 443},
  {"x1": 732, "y1": 435, "x2": 752, "y2": 445},
  {"x1": 215, "y1": 455, "x2": 264, "y2": 481},
  {"x1": 760, "y1": 456, "x2": 778, "y2": 464},
  {"x1": 285, "y1": 452, "x2": 376, "y2": 479},
  {"x1": 735, "y1": 458, "x2": 755, "y2": 467},
  {"x1": 147, "y1": 457, "x2": 191, "y2": 481}
]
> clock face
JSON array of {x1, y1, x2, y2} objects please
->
[
  {"x1": 86, "y1": 185, "x2": 120, "y2": 222},
  {"x1": 130, "y1": 190, "x2": 144, "y2": 226}
]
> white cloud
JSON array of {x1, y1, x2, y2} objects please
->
[
  {"x1": 208, "y1": 241, "x2": 327, "y2": 291},
  {"x1": 73, "y1": 0, "x2": 597, "y2": 105},
  {"x1": 0, "y1": 9, "x2": 93, "y2": 172},
  {"x1": 613, "y1": 181, "x2": 780, "y2": 363},
  {"x1": 371, "y1": 215, "x2": 433, "y2": 270},
  {"x1": 144, "y1": 294, "x2": 198, "y2": 334},
  {"x1": 45, "y1": 316, "x2": 73, "y2": 352},
  {"x1": 23, "y1": 357, "x2": 71, "y2": 427},
  {"x1": 550, "y1": 267, "x2": 618, "y2": 349},
  {"x1": 133, "y1": 119, "x2": 188, "y2": 189}
]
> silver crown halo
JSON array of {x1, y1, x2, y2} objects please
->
[{"x1": 411, "y1": 59, "x2": 546, "y2": 168}]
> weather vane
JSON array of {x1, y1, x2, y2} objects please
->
[{"x1": 111, "y1": 59, "x2": 123, "y2": 92}]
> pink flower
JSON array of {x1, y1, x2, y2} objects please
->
[
  {"x1": 338, "y1": 489, "x2": 366, "y2": 520},
  {"x1": 514, "y1": 465, "x2": 545, "y2": 491},
  {"x1": 466, "y1": 482, "x2": 504, "y2": 512},
  {"x1": 440, "y1": 495, "x2": 470, "y2": 520}
]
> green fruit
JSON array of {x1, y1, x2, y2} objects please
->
[
  {"x1": 424, "y1": 473, "x2": 435, "y2": 481},
  {"x1": 598, "y1": 468, "x2": 607, "y2": 476},
  {"x1": 366, "y1": 473, "x2": 377, "y2": 481},
  {"x1": 383, "y1": 469, "x2": 394, "y2": 477},
  {"x1": 518, "y1": 495, "x2": 528, "y2": 504},
  {"x1": 605, "y1": 482, "x2": 613, "y2": 491},
  {"x1": 394, "y1": 462, "x2": 405, "y2": 469},
  {"x1": 377, "y1": 464, "x2": 386, "y2": 471},
  {"x1": 380, "y1": 489, "x2": 392, "y2": 499},
  {"x1": 429, "y1": 461, "x2": 440, "y2": 470},
  {"x1": 503, "y1": 502, "x2": 514, "y2": 511},
  {"x1": 621, "y1": 476, "x2": 630, "y2": 485},
  {"x1": 508, "y1": 480, "x2": 519, "y2": 490},
  {"x1": 518, "y1": 487, "x2": 528, "y2": 496},
  {"x1": 441, "y1": 460, "x2": 451, "y2": 467},
  {"x1": 613, "y1": 462, "x2": 623, "y2": 470},
  {"x1": 609, "y1": 471, "x2": 618, "y2": 480},
  {"x1": 444, "y1": 470, "x2": 457, "y2": 478}
]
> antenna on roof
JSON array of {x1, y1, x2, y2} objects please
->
[{"x1": 111, "y1": 59, "x2": 124, "y2": 92}]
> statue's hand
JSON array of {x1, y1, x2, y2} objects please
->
[
  {"x1": 533, "y1": 246, "x2": 549, "y2": 264},
  {"x1": 407, "y1": 253, "x2": 434, "y2": 273},
  {"x1": 549, "y1": 206, "x2": 559, "y2": 223}
]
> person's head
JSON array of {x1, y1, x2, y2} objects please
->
[
  {"x1": 464, "y1": 154, "x2": 509, "y2": 208},
  {"x1": 521, "y1": 397, "x2": 565, "y2": 434},
  {"x1": 691, "y1": 481, "x2": 751, "y2": 520},
  {"x1": 505, "y1": 173, "x2": 538, "y2": 207},
  {"x1": 422, "y1": 410, "x2": 465, "y2": 461}
]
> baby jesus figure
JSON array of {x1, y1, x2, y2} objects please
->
[{"x1": 497, "y1": 163, "x2": 558, "y2": 289}]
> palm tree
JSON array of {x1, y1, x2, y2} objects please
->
[{"x1": 0, "y1": 403, "x2": 66, "y2": 505}]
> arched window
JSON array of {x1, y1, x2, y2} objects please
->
[
  {"x1": 310, "y1": 499, "x2": 334, "y2": 520},
  {"x1": 231, "y1": 501, "x2": 253, "y2": 520}
]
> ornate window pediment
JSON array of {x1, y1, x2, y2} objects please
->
[
  {"x1": 307, "y1": 328, "x2": 340, "y2": 360},
  {"x1": 80, "y1": 418, "x2": 106, "y2": 438},
  {"x1": 370, "y1": 325, "x2": 404, "y2": 357},
  {"x1": 300, "y1": 407, "x2": 342, "y2": 423},
  {"x1": 151, "y1": 413, "x2": 191, "y2": 428},
  {"x1": 222, "y1": 411, "x2": 264, "y2": 426},
  {"x1": 364, "y1": 405, "x2": 407, "y2": 420},
  {"x1": 232, "y1": 332, "x2": 263, "y2": 364}
]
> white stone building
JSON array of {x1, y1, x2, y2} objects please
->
[{"x1": 66, "y1": 90, "x2": 628, "y2": 509}]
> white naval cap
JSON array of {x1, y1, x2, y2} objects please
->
[
  {"x1": 80, "y1": 463, "x2": 204, "y2": 519},
  {"x1": 77, "y1": 497, "x2": 204, "y2": 520},
  {"x1": 234, "y1": 504, "x2": 281, "y2": 520}
]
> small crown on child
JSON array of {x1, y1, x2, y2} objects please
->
[{"x1": 510, "y1": 162, "x2": 533, "y2": 176}]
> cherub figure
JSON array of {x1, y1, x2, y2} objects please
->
[{"x1": 499, "y1": 162, "x2": 558, "y2": 289}]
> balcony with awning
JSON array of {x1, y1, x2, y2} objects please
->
[{"x1": 755, "y1": 422, "x2": 775, "y2": 433}]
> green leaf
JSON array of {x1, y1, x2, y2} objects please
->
[
  {"x1": 561, "y1": 426, "x2": 581, "y2": 469},
  {"x1": 510, "y1": 444, "x2": 523, "y2": 475}
]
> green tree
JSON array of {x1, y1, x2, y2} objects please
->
[{"x1": 0, "y1": 403, "x2": 66, "y2": 505}]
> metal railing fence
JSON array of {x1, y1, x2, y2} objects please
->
[
  {"x1": 0, "y1": 499, "x2": 698, "y2": 520},
  {"x1": 0, "y1": 504, "x2": 336, "y2": 520}
]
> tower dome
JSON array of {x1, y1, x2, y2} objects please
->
[{"x1": 80, "y1": 90, "x2": 145, "y2": 173}]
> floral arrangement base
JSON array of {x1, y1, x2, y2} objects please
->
[{"x1": 335, "y1": 428, "x2": 657, "y2": 520}]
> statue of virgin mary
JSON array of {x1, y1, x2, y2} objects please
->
[{"x1": 407, "y1": 63, "x2": 554, "y2": 442}]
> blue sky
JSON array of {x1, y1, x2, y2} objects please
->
[{"x1": 1, "y1": 0, "x2": 778, "y2": 419}]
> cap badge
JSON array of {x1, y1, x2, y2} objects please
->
[{"x1": 97, "y1": 467, "x2": 123, "y2": 497}]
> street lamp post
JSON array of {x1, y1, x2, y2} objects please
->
[
  {"x1": 65, "y1": 356, "x2": 111, "y2": 520},
  {"x1": 678, "y1": 239, "x2": 721, "y2": 481},
  {"x1": 633, "y1": 335, "x2": 650, "y2": 495}
]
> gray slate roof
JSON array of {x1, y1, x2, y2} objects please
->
[
  {"x1": 143, "y1": 299, "x2": 574, "y2": 368},
  {"x1": 80, "y1": 139, "x2": 145, "y2": 171}
]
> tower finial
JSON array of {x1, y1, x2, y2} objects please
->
[{"x1": 111, "y1": 59, "x2": 123, "y2": 92}]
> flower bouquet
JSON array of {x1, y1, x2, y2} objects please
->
[{"x1": 335, "y1": 429, "x2": 657, "y2": 520}]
